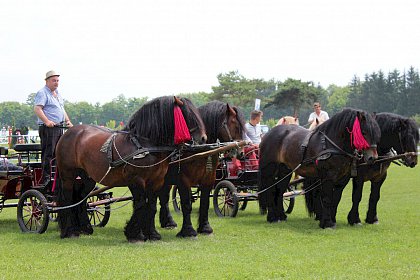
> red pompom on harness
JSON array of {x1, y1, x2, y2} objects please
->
[
  {"x1": 347, "y1": 117, "x2": 370, "y2": 151},
  {"x1": 173, "y1": 105, "x2": 191, "y2": 144}
]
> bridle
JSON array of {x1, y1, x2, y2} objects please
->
[{"x1": 220, "y1": 117, "x2": 234, "y2": 142}]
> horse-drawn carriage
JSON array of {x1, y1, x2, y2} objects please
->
[
  {"x1": 0, "y1": 143, "x2": 113, "y2": 233},
  {"x1": 171, "y1": 146, "x2": 304, "y2": 218}
]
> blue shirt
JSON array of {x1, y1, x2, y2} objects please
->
[{"x1": 34, "y1": 86, "x2": 66, "y2": 125}]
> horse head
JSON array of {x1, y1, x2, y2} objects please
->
[
  {"x1": 277, "y1": 116, "x2": 299, "y2": 126},
  {"x1": 124, "y1": 96, "x2": 206, "y2": 146},
  {"x1": 175, "y1": 96, "x2": 207, "y2": 145},
  {"x1": 309, "y1": 117, "x2": 324, "y2": 130},
  {"x1": 400, "y1": 118, "x2": 419, "y2": 167},
  {"x1": 376, "y1": 113, "x2": 419, "y2": 168},
  {"x1": 352, "y1": 110, "x2": 381, "y2": 164}
]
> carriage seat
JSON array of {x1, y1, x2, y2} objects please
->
[{"x1": 14, "y1": 143, "x2": 41, "y2": 152}]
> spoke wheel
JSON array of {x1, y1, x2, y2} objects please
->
[
  {"x1": 284, "y1": 186, "x2": 296, "y2": 214},
  {"x1": 171, "y1": 185, "x2": 181, "y2": 214},
  {"x1": 213, "y1": 180, "x2": 238, "y2": 217},
  {"x1": 87, "y1": 196, "x2": 111, "y2": 227},
  {"x1": 17, "y1": 190, "x2": 49, "y2": 234}
]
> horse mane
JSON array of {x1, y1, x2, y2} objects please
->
[
  {"x1": 123, "y1": 96, "x2": 177, "y2": 146},
  {"x1": 314, "y1": 108, "x2": 381, "y2": 149},
  {"x1": 198, "y1": 101, "x2": 246, "y2": 143},
  {"x1": 375, "y1": 112, "x2": 419, "y2": 148},
  {"x1": 376, "y1": 113, "x2": 418, "y2": 136}
]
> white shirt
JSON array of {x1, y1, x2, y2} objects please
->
[
  {"x1": 245, "y1": 122, "x2": 262, "y2": 144},
  {"x1": 308, "y1": 110, "x2": 329, "y2": 123}
]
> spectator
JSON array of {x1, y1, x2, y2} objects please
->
[
  {"x1": 308, "y1": 102, "x2": 329, "y2": 125},
  {"x1": 245, "y1": 110, "x2": 263, "y2": 145}
]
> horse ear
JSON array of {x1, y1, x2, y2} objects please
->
[
  {"x1": 282, "y1": 117, "x2": 286, "y2": 124},
  {"x1": 174, "y1": 96, "x2": 184, "y2": 106},
  {"x1": 226, "y1": 103, "x2": 237, "y2": 117},
  {"x1": 356, "y1": 111, "x2": 366, "y2": 121}
]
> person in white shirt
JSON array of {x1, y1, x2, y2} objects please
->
[
  {"x1": 245, "y1": 110, "x2": 263, "y2": 145},
  {"x1": 308, "y1": 102, "x2": 329, "y2": 126}
]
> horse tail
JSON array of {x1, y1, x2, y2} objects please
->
[
  {"x1": 258, "y1": 162, "x2": 279, "y2": 211},
  {"x1": 303, "y1": 178, "x2": 319, "y2": 218}
]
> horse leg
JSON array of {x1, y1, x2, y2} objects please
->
[
  {"x1": 275, "y1": 179, "x2": 290, "y2": 222},
  {"x1": 124, "y1": 184, "x2": 146, "y2": 242},
  {"x1": 158, "y1": 185, "x2": 177, "y2": 229},
  {"x1": 176, "y1": 184, "x2": 197, "y2": 238},
  {"x1": 76, "y1": 174, "x2": 95, "y2": 235},
  {"x1": 144, "y1": 190, "x2": 161, "y2": 241},
  {"x1": 57, "y1": 177, "x2": 80, "y2": 238},
  {"x1": 197, "y1": 186, "x2": 213, "y2": 234},
  {"x1": 319, "y1": 181, "x2": 335, "y2": 229},
  {"x1": 366, "y1": 175, "x2": 386, "y2": 224},
  {"x1": 347, "y1": 177, "x2": 364, "y2": 225}
]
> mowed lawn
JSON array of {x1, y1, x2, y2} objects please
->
[{"x1": 0, "y1": 165, "x2": 418, "y2": 279}]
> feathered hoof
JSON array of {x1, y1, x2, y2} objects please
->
[
  {"x1": 161, "y1": 219, "x2": 178, "y2": 230},
  {"x1": 320, "y1": 220, "x2": 336, "y2": 229},
  {"x1": 176, "y1": 226, "x2": 197, "y2": 238},
  {"x1": 80, "y1": 225, "x2": 94, "y2": 235},
  {"x1": 128, "y1": 238, "x2": 146, "y2": 244},
  {"x1": 60, "y1": 231, "x2": 80, "y2": 239},
  {"x1": 197, "y1": 223, "x2": 213, "y2": 235},
  {"x1": 146, "y1": 229, "x2": 162, "y2": 241}
]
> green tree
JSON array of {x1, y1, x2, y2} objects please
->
[
  {"x1": 179, "y1": 92, "x2": 210, "y2": 107},
  {"x1": 326, "y1": 84, "x2": 350, "y2": 115},
  {"x1": 404, "y1": 66, "x2": 420, "y2": 117},
  {"x1": 265, "y1": 78, "x2": 321, "y2": 117},
  {"x1": 211, "y1": 71, "x2": 265, "y2": 108},
  {"x1": 0, "y1": 102, "x2": 35, "y2": 129},
  {"x1": 65, "y1": 101, "x2": 98, "y2": 125}
]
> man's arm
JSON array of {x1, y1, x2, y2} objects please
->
[
  {"x1": 34, "y1": 105, "x2": 55, "y2": 127},
  {"x1": 63, "y1": 111, "x2": 73, "y2": 127}
]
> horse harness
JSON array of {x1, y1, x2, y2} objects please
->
[
  {"x1": 300, "y1": 130, "x2": 361, "y2": 176},
  {"x1": 100, "y1": 133, "x2": 178, "y2": 168}
]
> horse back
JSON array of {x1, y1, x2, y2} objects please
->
[{"x1": 260, "y1": 125, "x2": 310, "y2": 170}]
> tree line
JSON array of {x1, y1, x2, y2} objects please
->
[{"x1": 1, "y1": 66, "x2": 419, "y2": 132}]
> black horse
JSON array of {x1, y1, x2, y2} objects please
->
[
  {"x1": 55, "y1": 96, "x2": 207, "y2": 241},
  {"x1": 258, "y1": 108, "x2": 381, "y2": 228},
  {"x1": 331, "y1": 113, "x2": 418, "y2": 225},
  {"x1": 147, "y1": 100, "x2": 246, "y2": 239}
]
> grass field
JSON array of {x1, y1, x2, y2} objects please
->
[{"x1": 0, "y1": 164, "x2": 418, "y2": 279}]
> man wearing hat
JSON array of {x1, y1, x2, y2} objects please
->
[{"x1": 34, "y1": 70, "x2": 73, "y2": 183}]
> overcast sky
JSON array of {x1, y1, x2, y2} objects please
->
[{"x1": 1, "y1": 0, "x2": 419, "y2": 105}]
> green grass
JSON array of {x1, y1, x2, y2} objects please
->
[{"x1": 0, "y1": 165, "x2": 419, "y2": 279}]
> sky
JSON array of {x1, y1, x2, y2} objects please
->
[{"x1": 1, "y1": 0, "x2": 419, "y2": 105}]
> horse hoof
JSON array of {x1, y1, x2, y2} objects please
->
[
  {"x1": 68, "y1": 233, "x2": 80, "y2": 238},
  {"x1": 128, "y1": 239, "x2": 145, "y2": 244},
  {"x1": 176, "y1": 228, "x2": 198, "y2": 238},
  {"x1": 197, "y1": 224, "x2": 213, "y2": 235},
  {"x1": 162, "y1": 222, "x2": 177, "y2": 230}
]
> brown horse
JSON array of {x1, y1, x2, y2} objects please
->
[
  {"x1": 155, "y1": 100, "x2": 246, "y2": 239},
  {"x1": 258, "y1": 108, "x2": 381, "y2": 228},
  {"x1": 55, "y1": 96, "x2": 207, "y2": 241}
]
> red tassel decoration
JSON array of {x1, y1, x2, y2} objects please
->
[
  {"x1": 351, "y1": 117, "x2": 370, "y2": 150},
  {"x1": 173, "y1": 105, "x2": 191, "y2": 144}
]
